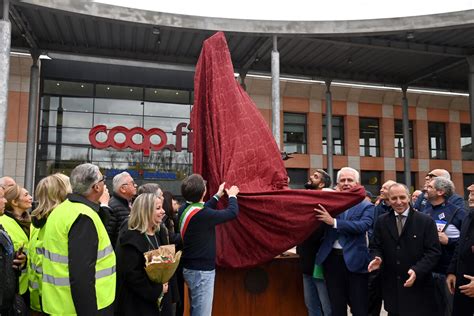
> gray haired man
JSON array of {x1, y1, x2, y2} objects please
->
[
  {"x1": 425, "y1": 177, "x2": 467, "y2": 316},
  {"x1": 41, "y1": 163, "x2": 115, "y2": 315},
  {"x1": 105, "y1": 171, "x2": 137, "y2": 247}
]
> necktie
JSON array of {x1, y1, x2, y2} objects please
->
[{"x1": 396, "y1": 215, "x2": 404, "y2": 236}]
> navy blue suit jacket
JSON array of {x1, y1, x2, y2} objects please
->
[{"x1": 315, "y1": 200, "x2": 374, "y2": 273}]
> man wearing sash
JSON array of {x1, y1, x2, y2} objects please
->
[{"x1": 178, "y1": 174, "x2": 239, "y2": 316}]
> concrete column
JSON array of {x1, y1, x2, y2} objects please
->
[
  {"x1": 468, "y1": 56, "x2": 474, "y2": 161},
  {"x1": 271, "y1": 35, "x2": 281, "y2": 149},
  {"x1": 0, "y1": 0, "x2": 10, "y2": 176},
  {"x1": 325, "y1": 80, "x2": 334, "y2": 179},
  {"x1": 24, "y1": 52, "x2": 40, "y2": 193},
  {"x1": 401, "y1": 85, "x2": 411, "y2": 189}
]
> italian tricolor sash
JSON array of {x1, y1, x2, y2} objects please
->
[{"x1": 179, "y1": 202, "x2": 205, "y2": 238}]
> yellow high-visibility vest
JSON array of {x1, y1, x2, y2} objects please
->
[
  {"x1": 28, "y1": 225, "x2": 44, "y2": 311},
  {"x1": 41, "y1": 199, "x2": 116, "y2": 314},
  {"x1": 0, "y1": 214, "x2": 29, "y2": 294}
]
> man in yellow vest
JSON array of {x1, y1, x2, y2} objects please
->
[{"x1": 41, "y1": 163, "x2": 116, "y2": 315}]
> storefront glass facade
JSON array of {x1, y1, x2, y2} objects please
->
[{"x1": 36, "y1": 79, "x2": 193, "y2": 195}]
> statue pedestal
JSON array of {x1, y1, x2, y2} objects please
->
[{"x1": 184, "y1": 253, "x2": 307, "y2": 315}]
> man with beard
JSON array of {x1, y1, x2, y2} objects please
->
[
  {"x1": 413, "y1": 169, "x2": 464, "y2": 213},
  {"x1": 424, "y1": 177, "x2": 466, "y2": 315},
  {"x1": 298, "y1": 169, "x2": 332, "y2": 316}
]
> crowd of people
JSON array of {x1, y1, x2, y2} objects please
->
[
  {"x1": 0, "y1": 163, "x2": 473, "y2": 316},
  {"x1": 0, "y1": 164, "x2": 239, "y2": 316},
  {"x1": 300, "y1": 167, "x2": 474, "y2": 316}
]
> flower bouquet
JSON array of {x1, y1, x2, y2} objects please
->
[{"x1": 144, "y1": 244, "x2": 181, "y2": 284}]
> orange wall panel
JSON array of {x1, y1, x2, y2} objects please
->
[
  {"x1": 359, "y1": 103, "x2": 382, "y2": 117},
  {"x1": 307, "y1": 112, "x2": 322, "y2": 154},
  {"x1": 346, "y1": 116, "x2": 359, "y2": 156},
  {"x1": 381, "y1": 118, "x2": 395, "y2": 157},
  {"x1": 6, "y1": 91, "x2": 29, "y2": 143},
  {"x1": 393, "y1": 105, "x2": 417, "y2": 120},
  {"x1": 18, "y1": 93, "x2": 29, "y2": 142},
  {"x1": 284, "y1": 154, "x2": 310, "y2": 168},
  {"x1": 429, "y1": 160, "x2": 452, "y2": 171},
  {"x1": 451, "y1": 172, "x2": 464, "y2": 195},
  {"x1": 427, "y1": 108, "x2": 449, "y2": 122},
  {"x1": 415, "y1": 120, "x2": 429, "y2": 159},
  {"x1": 447, "y1": 122, "x2": 462, "y2": 160},
  {"x1": 323, "y1": 155, "x2": 348, "y2": 170},
  {"x1": 283, "y1": 97, "x2": 309, "y2": 113},
  {"x1": 459, "y1": 111, "x2": 470, "y2": 124},
  {"x1": 360, "y1": 157, "x2": 385, "y2": 170},
  {"x1": 463, "y1": 161, "x2": 474, "y2": 173}
]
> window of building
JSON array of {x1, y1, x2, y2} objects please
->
[
  {"x1": 286, "y1": 168, "x2": 308, "y2": 189},
  {"x1": 394, "y1": 120, "x2": 414, "y2": 158},
  {"x1": 38, "y1": 79, "x2": 193, "y2": 196},
  {"x1": 322, "y1": 115, "x2": 345, "y2": 155},
  {"x1": 428, "y1": 122, "x2": 447, "y2": 159},
  {"x1": 359, "y1": 118, "x2": 380, "y2": 157},
  {"x1": 396, "y1": 172, "x2": 417, "y2": 193},
  {"x1": 283, "y1": 113, "x2": 307, "y2": 154},
  {"x1": 361, "y1": 171, "x2": 382, "y2": 197},
  {"x1": 461, "y1": 124, "x2": 473, "y2": 161}
]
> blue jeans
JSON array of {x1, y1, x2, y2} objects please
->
[
  {"x1": 183, "y1": 268, "x2": 215, "y2": 316},
  {"x1": 303, "y1": 273, "x2": 332, "y2": 316}
]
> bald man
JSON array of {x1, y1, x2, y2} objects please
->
[
  {"x1": 0, "y1": 176, "x2": 16, "y2": 189},
  {"x1": 413, "y1": 169, "x2": 464, "y2": 213}
]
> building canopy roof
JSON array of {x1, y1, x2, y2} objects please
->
[{"x1": 9, "y1": 0, "x2": 474, "y2": 92}]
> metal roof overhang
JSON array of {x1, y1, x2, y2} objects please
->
[{"x1": 9, "y1": 0, "x2": 474, "y2": 92}]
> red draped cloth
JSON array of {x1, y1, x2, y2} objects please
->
[{"x1": 192, "y1": 32, "x2": 365, "y2": 268}]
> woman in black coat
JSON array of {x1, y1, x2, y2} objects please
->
[{"x1": 115, "y1": 193, "x2": 172, "y2": 316}]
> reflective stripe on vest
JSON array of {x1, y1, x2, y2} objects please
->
[
  {"x1": 42, "y1": 265, "x2": 116, "y2": 286},
  {"x1": 39, "y1": 244, "x2": 113, "y2": 263},
  {"x1": 41, "y1": 199, "x2": 116, "y2": 314},
  {"x1": 0, "y1": 215, "x2": 29, "y2": 295},
  {"x1": 30, "y1": 262, "x2": 42, "y2": 274},
  {"x1": 28, "y1": 226, "x2": 44, "y2": 312}
]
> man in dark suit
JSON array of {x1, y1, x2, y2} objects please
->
[
  {"x1": 368, "y1": 183, "x2": 441, "y2": 316},
  {"x1": 446, "y1": 183, "x2": 474, "y2": 315},
  {"x1": 315, "y1": 167, "x2": 374, "y2": 316}
]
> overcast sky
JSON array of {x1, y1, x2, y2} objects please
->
[{"x1": 96, "y1": 0, "x2": 474, "y2": 21}]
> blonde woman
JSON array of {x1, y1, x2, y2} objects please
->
[
  {"x1": 0, "y1": 184, "x2": 33, "y2": 300},
  {"x1": 29, "y1": 173, "x2": 72, "y2": 314},
  {"x1": 115, "y1": 193, "x2": 171, "y2": 316}
]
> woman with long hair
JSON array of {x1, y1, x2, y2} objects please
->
[
  {"x1": 29, "y1": 173, "x2": 72, "y2": 314},
  {"x1": 0, "y1": 184, "x2": 32, "y2": 302},
  {"x1": 0, "y1": 185, "x2": 19, "y2": 315},
  {"x1": 115, "y1": 193, "x2": 171, "y2": 315}
]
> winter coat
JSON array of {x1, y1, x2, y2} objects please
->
[{"x1": 115, "y1": 228, "x2": 173, "y2": 316}]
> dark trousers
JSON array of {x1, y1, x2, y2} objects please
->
[
  {"x1": 368, "y1": 269, "x2": 382, "y2": 316},
  {"x1": 453, "y1": 290, "x2": 474, "y2": 316},
  {"x1": 323, "y1": 250, "x2": 368, "y2": 316}
]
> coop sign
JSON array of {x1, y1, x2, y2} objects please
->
[{"x1": 88, "y1": 123, "x2": 192, "y2": 156}]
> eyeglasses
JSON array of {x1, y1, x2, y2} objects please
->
[
  {"x1": 426, "y1": 173, "x2": 438, "y2": 178},
  {"x1": 94, "y1": 175, "x2": 106, "y2": 186},
  {"x1": 121, "y1": 181, "x2": 137, "y2": 187}
]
